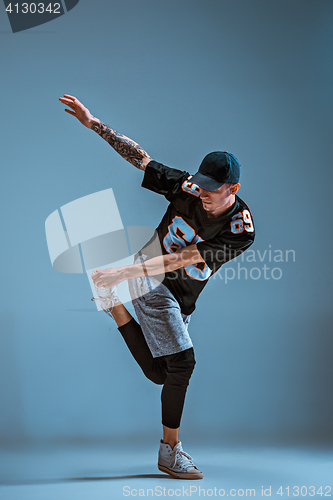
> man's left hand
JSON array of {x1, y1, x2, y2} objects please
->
[{"x1": 92, "y1": 268, "x2": 123, "y2": 288}]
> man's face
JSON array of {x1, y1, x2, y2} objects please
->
[{"x1": 199, "y1": 183, "x2": 240, "y2": 217}]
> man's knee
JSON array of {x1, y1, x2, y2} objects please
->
[
  {"x1": 165, "y1": 348, "x2": 196, "y2": 386},
  {"x1": 143, "y1": 348, "x2": 196, "y2": 386},
  {"x1": 143, "y1": 369, "x2": 165, "y2": 385},
  {"x1": 180, "y1": 348, "x2": 196, "y2": 377},
  {"x1": 142, "y1": 358, "x2": 167, "y2": 385}
]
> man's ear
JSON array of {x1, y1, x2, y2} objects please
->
[{"x1": 230, "y1": 183, "x2": 241, "y2": 195}]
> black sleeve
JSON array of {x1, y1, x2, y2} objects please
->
[
  {"x1": 196, "y1": 231, "x2": 255, "y2": 272},
  {"x1": 142, "y1": 160, "x2": 189, "y2": 201}
]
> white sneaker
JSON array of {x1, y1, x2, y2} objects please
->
[
  {"x1": 92, "y1": 284, "x2": 119, "y2": 318},
  {"x1": 158, "y1": 440, "x2": 203, "y2": 479}
]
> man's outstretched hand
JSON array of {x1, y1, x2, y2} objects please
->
[
  {"x1": 59, "y1": 94, "x2": 98, "y2": 128},
  {"x1": 92, "y1": 268, "x2": 124, "y2": 289}
]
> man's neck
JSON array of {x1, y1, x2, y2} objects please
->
[{"x1": 206, "y1": 195, "x2": 236, "y2": 218}]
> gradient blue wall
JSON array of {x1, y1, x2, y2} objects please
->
[{"x1": 0, "y1": 0, "x2": 332, "y2": 443}]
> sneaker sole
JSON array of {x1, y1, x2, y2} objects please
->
[{"x1": 158, "y1": 464, "x2": 203, "y2": 480}]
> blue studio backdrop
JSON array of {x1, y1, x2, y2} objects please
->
[{"x1": 0, "y1": 0, "x2": 332, "y2": 445}]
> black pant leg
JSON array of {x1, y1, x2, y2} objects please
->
[
  {"x1": 161, "y1": 347, "x2": 196, "y2": 429},
  {"x1": 119, "y1": 319, "x2": 195, "y2": 428},
  {"x1": 118, "y1": 318, "x2": 167, "y2": 385}
]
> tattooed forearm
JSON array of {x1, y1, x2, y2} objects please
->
[{"x1": 91, "y1": 121, "x2": 152, "y2": 171}]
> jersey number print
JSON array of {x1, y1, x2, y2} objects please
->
[
  {"x1": 230, "y1": 210, "x2": 254, "y2": 234},
  {"x1": 163, "y1": 216, "x2": 212, "y2": 281}
]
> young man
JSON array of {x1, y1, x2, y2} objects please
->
[{"x1": 59, "y1": 94, "x2": 255, "y2": 480}]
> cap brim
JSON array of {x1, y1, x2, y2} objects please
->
[{"x1": 190, "y1": 172, "x2": 223, "y2": 191}]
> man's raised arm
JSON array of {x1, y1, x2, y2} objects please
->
[{"x1": 59, "y1": 94, "x2": 152, "y2": 171}]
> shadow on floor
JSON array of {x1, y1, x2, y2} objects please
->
[{"x1": 0, "y1": 474, "x2": 173, "y2": 486}]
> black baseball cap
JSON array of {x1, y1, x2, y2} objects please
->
[{"x1": 190, "y1": 152, "x2": 241, "y2": 191}]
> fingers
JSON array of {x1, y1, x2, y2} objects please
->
[
  {"x1": 93, "y1": 278, "x2": 106, "y2": 287},
  {"x1": 59, "y1": 97, "x2": 76, "y2": 109},
  {"x1": 63, "y1": 94, "x2": 77, "y2": 100},
  {"x1": 62, "y1": 94, "x2": 83, "y2": 107},
  {"x1": 92, "y1": 270, "x2": 102, "y2": 285},
  {"x1": 64, "y1": 109, "x2": 76, "y2": 116},
  {"x1": 91, "y1": 269, "x2": 115, "y2": 288},
  {"x1": 59, "y1": 97, "x2": 75, "y2": 105}
]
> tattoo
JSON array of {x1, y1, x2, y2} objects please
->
[{"x1": 91, "y1": 122, "x2": 151, "y2": 171}]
